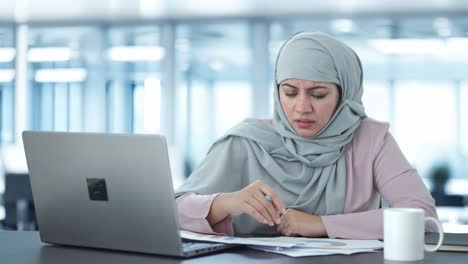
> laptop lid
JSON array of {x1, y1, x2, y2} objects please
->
[{"x1": 23, "y1": 131, "x2": 185, "y2": 256}]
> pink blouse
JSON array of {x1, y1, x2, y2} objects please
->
[{"x1": 176, "y1": 119, "x2": 437, "y2": 239}]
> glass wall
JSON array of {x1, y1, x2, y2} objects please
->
[
  {"x1": 268, "y1": 17, "x2": 468, "y2": 188},
  {"x1": 25, "y1": 25, "x2": 165, "y2": 135},
  {"x1": 394, "y1": 81, "x2": 457, "y2": 176},
  {"x1": 28, "y1": 26, "x2": 100, "y2": 132},
  {"x1": 461, "y1": 82, "x2": 468, "y2": 177},
  {"x1": 1, "y1": 15, "x2": 467, "y2": 184},
  {"x1": 107, "y1": 26, "x2": 163, "y2": 134},
  {"x1": 175, "y1": 22, "x2": 252, "y2": 173},
  {"x1": 1, "y1": 12, "x2": 468, "y2": 232},
  {"x1": 0, "y1": 26, "x2": 15, "y2": 144}
]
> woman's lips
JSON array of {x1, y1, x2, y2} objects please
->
[{"x1": 295, "y1": 119, "x2": 315, "y2": 129}]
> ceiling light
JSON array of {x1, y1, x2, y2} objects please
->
[
  {"x1": 108, "y1": 46, "x2": 165, "y2": 62},
  {"x1": 28, "y1": 47, "x2": 72, "y2": 62},
  {"x1": 0, "y1": 69, "x2": 15, "y2": 83},
  {"x1": 0, "y1": 48, "x2": 16, "y2": 62},
  {"x1": 35, "y1": 68, "x2": 87, "y2": 83}
]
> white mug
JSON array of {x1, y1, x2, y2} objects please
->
[{"x1": 384, "y1": 208, "x2": 444, "y2": 261}]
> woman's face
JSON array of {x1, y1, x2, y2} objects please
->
[{"x1": 279, "y1": 79, "x2": 340, "y2": 137}]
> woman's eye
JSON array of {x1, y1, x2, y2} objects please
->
[
  {"x1": 285, "y1": 93, "x2": 297, "y2": 97},
  {"x1": 312, "y1": 94, "x2": 327, "y2": 99}
]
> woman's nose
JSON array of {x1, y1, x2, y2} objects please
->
[{"x1": 296, "y1": 95, "x2": 313, "y2": 113}]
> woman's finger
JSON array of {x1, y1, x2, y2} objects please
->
[
  {"x1": 278, "y1": 220, "x2": 287, "y2": 234},
  {"x1": 252, "y1": 189, "x2": 281, "y2": 224},
  {"x1": 277, "y1": 221, "x2": 283, "y2": 233},
  {"x1": 258, "y1": 184, "x2": 286, "y2": 213},
  {"x1": 242, "y1": 202, "x2": 269, "y2": 225},
  {"x1": 245, "y1": 196, "x2": 275, "y2": 226}
]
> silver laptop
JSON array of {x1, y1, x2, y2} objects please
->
[{"x1": 22, "y1": 131, "x2": 232, "y2": 257}]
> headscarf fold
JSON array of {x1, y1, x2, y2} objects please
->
[{"x1": 175, "y1": 32, "x2": 367, "y2": 235}]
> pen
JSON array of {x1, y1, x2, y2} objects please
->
[{"x1": 264, "y1": 194, "x2": 285, "y2": 220}]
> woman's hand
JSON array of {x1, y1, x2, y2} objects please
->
[
  {"x1": 207, "y1": 180, "x2": 286, "y2": 226},
  {"x1": 277, "y1": 208, "x2": 327, "y2": 237}
]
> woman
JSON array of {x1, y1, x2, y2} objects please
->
[{"x1": 174, "y1": 32, "x2": 437, "y2": 239}]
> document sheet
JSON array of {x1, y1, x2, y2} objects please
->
[{"x1": 181, "y1": 230, "x2": 383, "y2": 257}]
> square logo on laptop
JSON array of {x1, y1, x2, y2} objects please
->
[{"x1": 86, "y1": 178, "x2": 109, "y2": 201}]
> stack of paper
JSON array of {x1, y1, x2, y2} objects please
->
[
  {"x1": 249, "y1": 236, "x2": 383, "y2": 257},
  {"x1": 181, "y1": 230, "x2": 383, "y2": 257}
]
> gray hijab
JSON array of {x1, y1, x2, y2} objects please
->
[{"x1": 175, "y1": 32, "x2": 366, "y2": 235}]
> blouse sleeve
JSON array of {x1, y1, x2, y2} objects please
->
[
  {"x1": 321, "y1": 132, "x2": 437, "y2": 239},
  {"x1": 176, "y1": 193, "x2": 234, "y2": 236},
  {"x1": 174, "y1": 136, "x2": 247, "y2": 236}
]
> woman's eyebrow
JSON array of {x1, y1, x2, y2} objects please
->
[{"x1": 281, "y1": 83, "x2": 329, "y2": 90}]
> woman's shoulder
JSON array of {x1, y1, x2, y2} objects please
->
[
  {"x1": 231, "y1": 118, "x2": 273, "y2": 130},
  {"x1": 211, "y1": 119, "x2": 272, "y2": 146},
  {"x1": 350, "y1": 118, "x2": 390, "y2": 152},
  {"x1": 356, "y1": 118, "x2": 390, "y2": 134}
]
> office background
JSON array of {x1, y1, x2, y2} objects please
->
[{"x1": 1, "y1": 0, "x2": 468, "y2": 231}]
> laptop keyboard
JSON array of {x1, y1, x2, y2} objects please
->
[{"x1": 182, "y1": 241, "x2": 227, "y2": 254}]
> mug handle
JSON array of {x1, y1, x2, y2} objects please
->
[{"x1": 424, "y1": 216, "x2": 444, "y2": 252}]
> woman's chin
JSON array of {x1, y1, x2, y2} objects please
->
[{"x1": 296, "y1": 128, "x2": 319, "y2": 138}]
